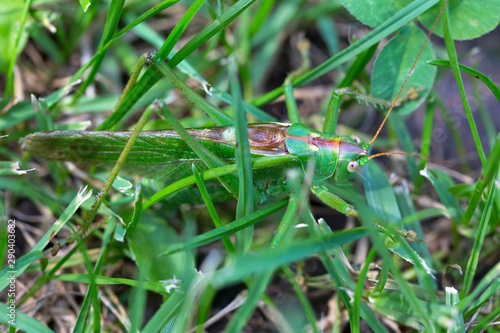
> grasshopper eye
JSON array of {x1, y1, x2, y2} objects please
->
[
  {"x1": 347, "y1": 161, "x2": 359, "y2": 173},
  {"x1": 351, "y1": 135, "x2": 361, "y2": 144}
]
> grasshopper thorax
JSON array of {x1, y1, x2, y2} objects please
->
[{"x1": 285, "y1": 123, "x2": 367, "y2": 183}]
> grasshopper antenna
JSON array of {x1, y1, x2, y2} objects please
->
[
  {"x1": 367, "y1": 150, "x2": 460, "y2": 172},
  {"x1": 366, "y1": 0, "x2": 449, "y2": 149}
]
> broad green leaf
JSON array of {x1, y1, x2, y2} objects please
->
[
  {"x1": 419, "y1": 0, "x2": 500, "y2": 40},
  {"x1": 339, "y1": 0, "x2": 411, "y2": 27},
  {"x1": 371, "y1": 24, "x2": 436, "y2": 115}
]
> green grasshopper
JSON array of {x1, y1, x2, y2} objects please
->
[
  {"x1": 20, "y1": 94, "x2": 416, "y2": 217},
  {"x1": 20, "y1": 6, "x2": 442, "y2": 218}
]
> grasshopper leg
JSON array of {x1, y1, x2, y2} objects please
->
[{"x1": 311, "y1": 185, "x2": 358, "y2": 217}]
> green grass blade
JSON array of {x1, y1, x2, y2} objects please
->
[
  {"x1": 192, "y1": 164, "x2": 235, "y2": 253},
  {"x1": 96, "y1": 0, "x2": 208, "y2": 130},
  {"x1": 129, "y1": 270, "x2": 147, "y2": 333},
  {"x1": 231, "y1": 61, "x2": 254, "y2": 252},
  {"x1": 461, "y1": 132, "x2": 500, "y2": 223},
  {"x1": 458, "y1": 261, "x2": 500, "y2": 314},
  {"x1": 153, "y1": 53, "x2": 233, "y2": 125},
  {"x1": 353, "y1": 248, "x2": 377, "y2": 332},
  {"x1": 77, "y1": 104, "x2": 153, "y2": 240},
  {"x1": 363, "y1": 164, "x2": 437, "y2": 330},
  {"x1": 440, "y1": 0, "x2": 486, "y2": 166},
  {"x1": 4, "y1": 0, "x2": 32, "y2": 97},
  {"x1": 338, "y1": 43, "x2": 378, "y2": 88},
  {"x1": 32, "y1": 187, "x2": 92, "y2": 252},
  {"x1": 210, "y1": 228, "x2": 367, "y2": 288},
  {"x1": 282, "y1": 266, "x2": 320, "y2": 333},
  {"x1": 66, "y1": 0, "x2": 181, "y2": 88},
  {"x1": 76, "y1": 0, "x2": 126, "y2": 96},
  {"x1": 141, "y1": 273, "x2": 198, "y2": 332},
  {"x1": 415, "y1": 99, "x2": 435, "y2": 192},
  {"x1": 394, "y1": 182, "x2": 435, "y2": 279},
  {"x1": 389, "y1": 115, "x2": 418, "y2": 184},
  {"x1": 224, "y1": 271, "x2": 274, "y2": 333},
  {"x1": 170, "y1": 0, "x2": 256, "y2": 66},
  {"x1": 461, "y1": 176, "x2": 497, "y2": 297},
  {"x1": 427, "y1": 59, "x2": 500, "y2": 103},
  {"x1": 55, "y1": 274, "x2": 167, "y2": 293},
  {"x1": 284, "y1": 76, "x2": 301, "y2": 124}
]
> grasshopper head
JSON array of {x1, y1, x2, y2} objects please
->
[{"x1": 332, "y1": 135, "x2": 368, "y2": 184}]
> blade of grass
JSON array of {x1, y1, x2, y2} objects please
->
[
  {"x1": 458, "y1": 261, "x2": 500, "y2": 314},
  {"x1": 4, "y1": 0, "x2": 32, "y2": 97},
  {"x1": 427, "y1": 59, "x2": 500, "y2": 103},
  {"x1": 439, "y1": 0, "x2": 486, "y2": 166},
  {"x1": 192, "y1": 164, "x2": 235, "y2": 253},
  {"x1": 353, "y1": 248, "x2": 377, "y2": 333},
  {"x1": 313, "y1": 210, "x2": 387, "y2": 332},
  {"x1": 461, "y1": 132, "x2": 500, "y2": 223},
  {"x1": 231, "y1": 60, "x2": 254, "y2": 252},
  {"x1": 415, "y1": 99, "x2": 435, "y2": 192},
  {"x1": 209, "y1": 228, "x2": 367, "y2": 288},
  {"x1": 460, "y1": 175, "x2": 497, "y2": 297},
  {"x1": 54, "y1": 273, "x2": 167, "y2": 293},
  {"x1": 75, "y1": 0, "x2": 126, "y2": 97}
]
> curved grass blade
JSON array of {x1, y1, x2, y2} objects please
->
[
  {"x1": 427, "y1": 59, "x2": 500, "y2": 103},
  {"x1": 440, "y1": 0, "x2": 486, "y2": 166}
]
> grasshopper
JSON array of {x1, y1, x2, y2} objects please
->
[{"x1": 20, "y1": 4, "x2": 446, "y2": 219}]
